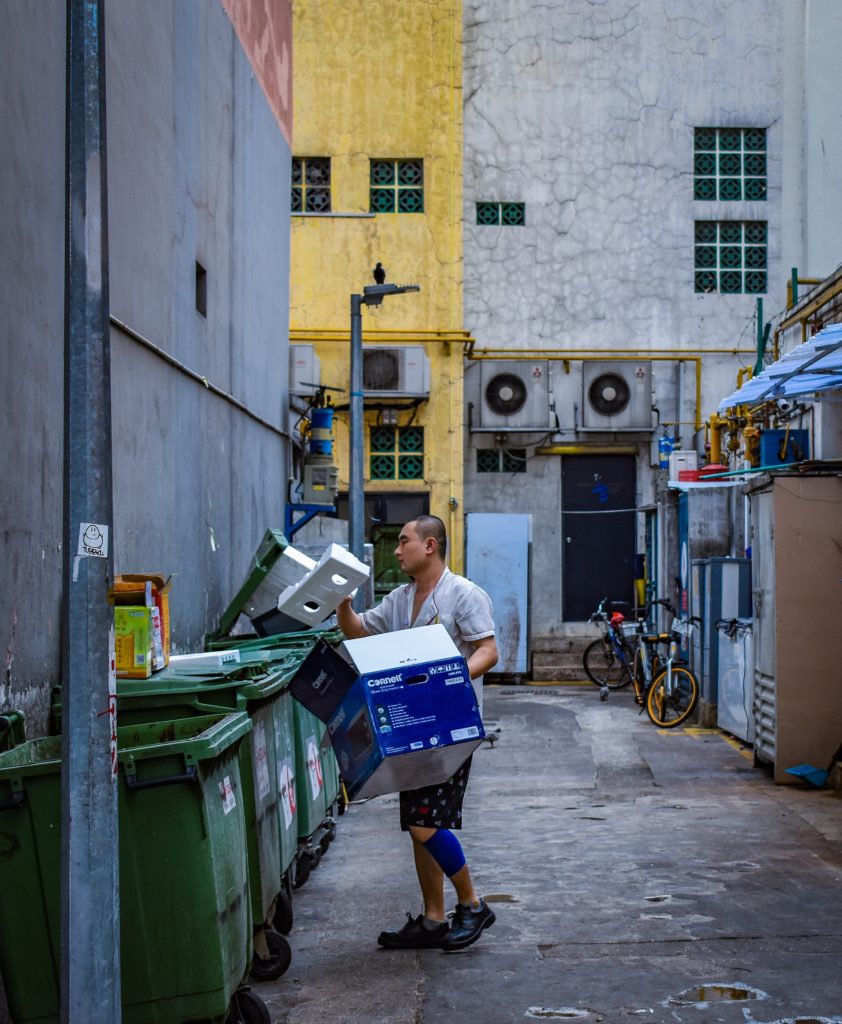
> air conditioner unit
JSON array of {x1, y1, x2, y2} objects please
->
[
  {"x1": 289, "y1": 345, "x2": 321, "y2": 397},
  {"x1": 477, "y1": 361, "x2": 552, "y2": 431},
  {"x1": 581, "y1": 360, "x2": 653, "y2": 431},
  {"x1": 363, "y1": 346, "x2": 430, "y2": 397}
]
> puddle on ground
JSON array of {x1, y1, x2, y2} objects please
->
[
  {"x1": 766, "y1": 1018, "x2": 842, "y2": 1024},
  {"x1": 485, "y1": 892, "x2": 519, "y2": 903},
  {"x1": 525, "y1": 1010, "x2": 591, "y2": 1020},
  {"x1": 667, "y1": 983, "x2": 767, "y2": 1007}
]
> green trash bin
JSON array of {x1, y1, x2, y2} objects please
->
[
  {"x1": 117, "y1": 656, "x2": 299, "y2": 982},
  {"x1": 206, "y1": 626, "x2": 344, "y2": 655},
  {"x1": 227, "y1": 646, "x2": 344, "y2": 891},
  {"x1": 0, "y1": 711, "x2": 265, "y2": 1024}
]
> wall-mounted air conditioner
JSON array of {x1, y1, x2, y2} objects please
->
[
  {"x1": 581, "y1": 360, "x2": 653, "y2": 431},
  {"x1": 289, "y1": 345, "x2": 321, "y2": 397},
  {"x1": 363, "y1": 346, "x2": 430, "y2": 397},
  {"x1": 476, "y1": 360, "x2": 553, "y2": 431}
]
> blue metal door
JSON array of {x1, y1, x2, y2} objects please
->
[{"x1": 465, "y1": 513, "x2": 531, "y2": 675}]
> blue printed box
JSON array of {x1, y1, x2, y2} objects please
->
[{"x1": 289, "y1": 625, "x2": 484, "y2": 800}]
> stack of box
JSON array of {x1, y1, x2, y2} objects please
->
[{"x1": 113, "y1": 574, "x2": 172, "y2": 679}]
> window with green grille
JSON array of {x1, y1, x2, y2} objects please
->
[
  {"x1": 694, "y1": 221, "x2": 767, "y2": 294},
  {"x1": 291, "y1": 157, "x2": 331, "y2": 213},
  {"x1": 370, "y1": 159, "x2": 424, "y2": 214},
  {"x1": 369, "y1": 426, "x2": 425, "y2": 479},
  {"x1": 694, "y1": 128, "x2": 766, "y2": 202},
  {"x1": 476, "y1": 448, "x2": 527, "y2": 473},
  {"x1": 476, "y1": 202, "x2": 526, "y2": 226}
]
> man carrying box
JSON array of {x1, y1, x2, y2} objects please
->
[{"x1": 337, "y1": 515, "x2": 498, "y2": 952}]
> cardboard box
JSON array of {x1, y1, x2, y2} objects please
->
[
  {"x1": 114, "y1": 574, "x2": 173, "y2": 669},
  {"x1": 114, "y1": 606, "x2": 153, "y2": 679},
  {"x1": 289, "y1": 624, "x2": 484, "y2": 800}
]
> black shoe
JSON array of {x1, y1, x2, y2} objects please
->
[
  {"x1": 441, "y1": 899, "x2": 496, "y2": 951},
  {"x1": 377, "y1": 913, "x2": 450, "y2": 949}
]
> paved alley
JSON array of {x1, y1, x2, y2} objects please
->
[{"x1": 258, "y1": 683, "x2": 842, "y2": 1024}]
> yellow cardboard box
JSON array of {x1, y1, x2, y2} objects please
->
[
  {"x1": 113, "y1": 574, "x2": 173, "y2": 669},
  {"x1": 114, "y1": 606, "x2": 153, "y2": 679}
]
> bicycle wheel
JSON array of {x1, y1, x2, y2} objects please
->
[
  {"x1": 583, "y1": 637, "x2": 632, "y2": 689},
  {"x1": 646, "y1": 665, "x2": 698, "y2": 728},
  {"x1": 632, "y1": 646, "x2": 662, "y2": 706}
]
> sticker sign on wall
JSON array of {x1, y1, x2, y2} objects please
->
[
  {"x1": 220, "y1": 776, "x2": 236, "y2": 815},
  {"x1": 73, "y1": 522, "x2": 110, "y2": 581},
  {"x1": 307, "y1": 736, "x2": 323, "y2": 799},
  {"x1": 253, "y1": 722, "x2": 271, "y2": 801},
  {"x1": 279, "y1": 761, "x2": 296, "y2": 829}
]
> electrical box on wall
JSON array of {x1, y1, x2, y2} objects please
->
[
  {"x1": 363, "y1": 347, "x2": 430, "y2": 397},
  {"x1": 581, "y1": 361, "x2": 653, "y2": 431},
  {"x1": 290, "y1": 345, "x2": 321, "y2": 397},
  {"x1": 759, "y1": 429, "x2": 810, "y2": 465},
  {"x1": 475, "y1": 360, "x2": 553, "y2": 431}
]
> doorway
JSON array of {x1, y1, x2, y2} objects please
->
[{"x1": 562, "y1": 454, "x2": 636, "y2": 620}]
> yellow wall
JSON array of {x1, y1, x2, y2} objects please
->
[{"x1": 291, "y1": 0, "x2": 467, "y2": 568}]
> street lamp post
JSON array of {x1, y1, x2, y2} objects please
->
[{"x1": 348, "y1": 283, "x2": 420, "y2": 608}]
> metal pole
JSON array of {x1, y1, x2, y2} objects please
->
[
  {"x1": 349, "y1": 294, "x2": 365, "y2": 609},
  {"x1": 62, "y1": 1, "x2": 121, "y2": 1022}
]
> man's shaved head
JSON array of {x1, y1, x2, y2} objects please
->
[{"x1": 407, "y1": 515, "x2": 447, "y2": 561}]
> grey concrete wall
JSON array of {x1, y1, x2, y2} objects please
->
[
  {"x1": 0, "y1": 5, "x2": 67, "y2": 731},
  {"x1": 0, "y1": 2, "x2": 291, "y2": 733}
]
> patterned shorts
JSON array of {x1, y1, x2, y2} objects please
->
[{"x1": 399, "y1": 755, "x2": 473, "y2": 831}]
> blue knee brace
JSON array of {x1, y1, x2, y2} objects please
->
[{"x1": 423, "y1": 829, "x2": 466, "y2": 878}]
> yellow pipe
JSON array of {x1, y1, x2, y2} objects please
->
[
  {"x1": 786, "y1": 276, "x2": 823, "y2": 310},
  {"x1": 291, "y1": 329, "x2": 473, "y2": 344},
  {"x1": 464, "y1": 347, "x2": 753, "y2": 356},
  {"x1": 708, "y1": 413, "x2": 724, "y2": 464},
  {"x1": 535, "y1": 445, "x2": 639, "y2": 456},
  {"x1": 779, "y1": 275, "x2": 842, "y2": 331}
]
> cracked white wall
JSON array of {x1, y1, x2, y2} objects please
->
[
  {"x1": 463, "y1": 0, "x2": 785, "y2": 352},
  {"x1": 461, "y1": 0, "x2": 799, "y2": 641}
]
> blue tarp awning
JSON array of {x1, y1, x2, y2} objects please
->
[{"x1": 719, "y1": 322, "x2": 842, "y2": 411}]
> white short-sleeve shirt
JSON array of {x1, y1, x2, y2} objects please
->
[{"x1": 358, "y1": 566, "x2": 495, "y2": 711}]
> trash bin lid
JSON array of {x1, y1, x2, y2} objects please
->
[{"x1": 209, "y1": 529, "x2": 289, "y2": 642}]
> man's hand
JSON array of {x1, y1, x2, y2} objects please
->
[{"x1": 336, "y1": 594, "x2": 370, "y2": 639}]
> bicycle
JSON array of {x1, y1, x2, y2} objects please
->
[
  {"x1": 582, "y1": 598, "x2": 636, "y2": 690},
  {"x1": 628, "y1": 598, "x2": 676, "y2": 707},
  {"x1": 645, "y1": 614, "x2": 700, "y2": 728}
]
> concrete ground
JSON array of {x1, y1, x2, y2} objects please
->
[{"x1": 258, "y1": 684, "x2": 842, "y2": 1024}]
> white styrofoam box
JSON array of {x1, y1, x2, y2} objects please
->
[
  {"x1": 245, "y1": 545, "x2": 317, "y2": 619},
  {"x1": 342, "y1": 622, "x2": 460, "y2": 674},
  {"x1": 169, "y1": 650, "x2": 241, "y2": 668},
  {"x1": 277, "y1": 543, "x2": 370, "y2": 625},
  {"x1": 668, "y1": 450, "x2": 698, "y2": 479}
]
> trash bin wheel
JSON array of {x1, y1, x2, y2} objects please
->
[
  {"x1": 228, "y1": 987, "x2": 270, "y2": 1024},
  {"x1": 292, "y1": 852, "x2": 311, "y2": 889},
  {"x1": 249, "y1": 929, "x2": 292, "y2": 982},
  {"x1": 273, "y1": 876, "x2": 294, "y2": 935},
  {"x1": 318, "y1": 832, "x2": 330, "y2": 855}
]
